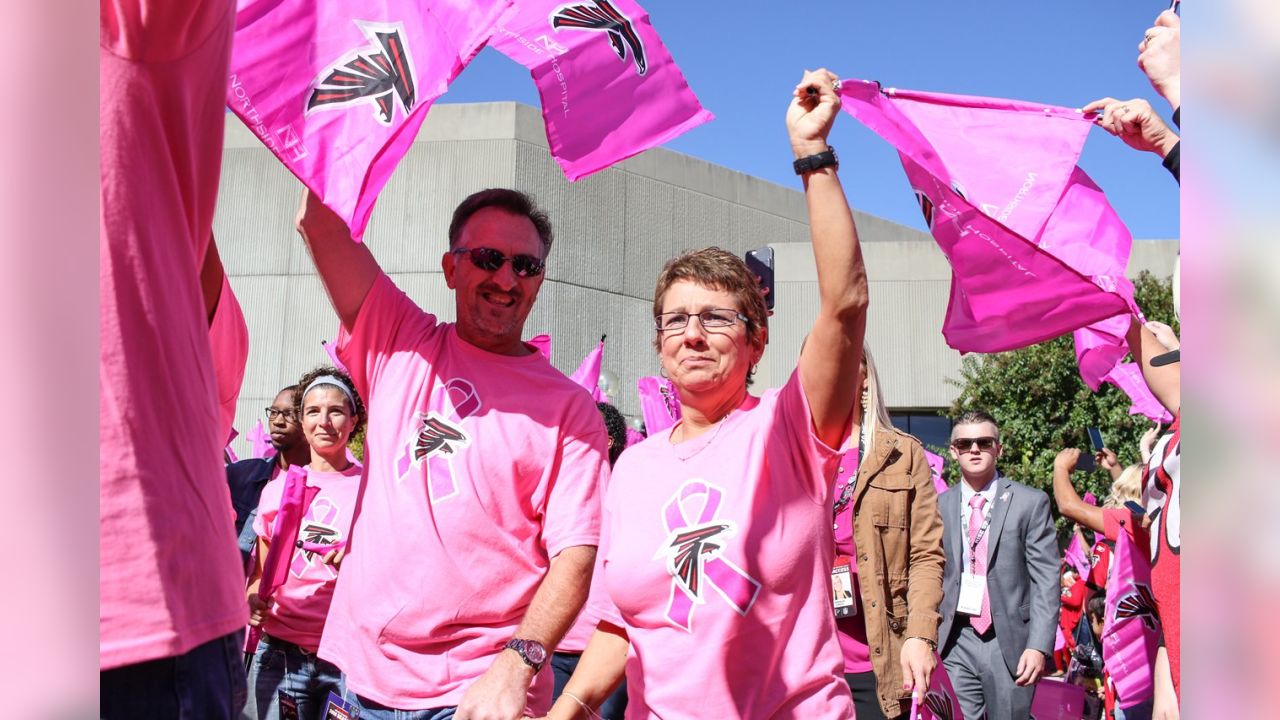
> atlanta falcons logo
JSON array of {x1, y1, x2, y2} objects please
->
[
  {"x1": 413, "y1": 414, "x2": 469, "y2": 461},
  {"x1": 550, "y1": 0, "x2": 648, "y2": 76},
  {"x1": 307, "y1": 21, "x2": 417, "y2": 126},
  {"x1": 664, "y1": 522, "x2": 732, "y2": 597},
  {"x1": 1116, "y1": 583, "x2": 1161, "y2": 631},
  {"x1": 914, "y1": 190, "x2": 935, "y2": 229},
  {"x1": 923, "y1": 690, "x2": 954, "y2": 720}
]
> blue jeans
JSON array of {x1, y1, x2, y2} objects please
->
[
  {"x1": 551, "y1": 651, "x2": 627, "y2": 720},
  {"x1": 340, "y1": 694, "x2": 456, "y2": 720},
  {"x1": 245, "y1": 634, "x2": 343, "y2": 720},
  {"x1": 101, "y1": 629, "x2": 248, "y2": 720}
]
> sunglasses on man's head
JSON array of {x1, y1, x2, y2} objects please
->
[
  {"x1": 950, "y1": 436, "x2": 998, "y2": 452},
  {"x1": 451, "y1": 247, "x2": 545, "y2": 278}
]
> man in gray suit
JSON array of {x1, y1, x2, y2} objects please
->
[{"x1": 938, "y1": 411, "x2": 1058, "y2": 720}]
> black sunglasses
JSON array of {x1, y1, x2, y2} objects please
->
[
  {"x1": 950, "y1": 436, "x2": 998, "y2": 452},
  {"x1": 451, "y1": 247, "x2": 545, "y2": 278}
]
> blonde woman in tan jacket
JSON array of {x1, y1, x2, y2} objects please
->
[{"x1": 829, "y1": 345, "x2": 946, "y2": 719}]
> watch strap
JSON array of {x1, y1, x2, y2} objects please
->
[{"x1": 793, "y1": 146, "x2": 838, "y2": 175}]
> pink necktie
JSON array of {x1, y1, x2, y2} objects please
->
[{"x1": 968, "y1": 495, "x2": 993, "y2": 634}]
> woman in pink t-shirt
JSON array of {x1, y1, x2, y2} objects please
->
[
  {"x1": 245, "y1": 367, "x2": 365, "y2": 720},
  {"x1": 543, "y1": 70, "x2": 866, "y2": 720}
]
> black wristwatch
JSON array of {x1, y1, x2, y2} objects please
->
[
  {"x1": 793, "y1": 146, "x2": 838, "y2": 175},
  {"x1": 503, "y1": 638, "x2": 548, "y2": 672}
]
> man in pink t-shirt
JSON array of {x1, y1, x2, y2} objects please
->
[
  {"x1": 295, "y1": 188, "x2": 608, "y2": 718},
  {"x1": 100, "y1": 0, "x2": 248, "y2": 717}
]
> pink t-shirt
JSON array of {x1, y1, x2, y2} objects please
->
[
  {"x1": 99, "y1": 0, "x2": 246, "y2": 670},
  {"x1": 320, "y1": 273, "x2": 607, "y2": 710},
  {"x1": 253, "y1": 464, "x2": 362, "y2": 652},
  {"x1": 558, "y1": 470, "x2": 612, "y2": 654},
  {"x1": 592, "y1": 371, "x2": 854, "y2": 719},
  {"x1": 831, "y1": 449, "x2": 872, "y2": 674},
  {"x1": 210, "y1": 274, "x2": 249, "y2": 446}
]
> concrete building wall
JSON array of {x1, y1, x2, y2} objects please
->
[{"x1": 214, "y1": 101, "x2": 1177, "y2": 456}]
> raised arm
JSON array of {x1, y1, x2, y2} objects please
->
[
  {"x1": 457, "y1": 545, "x2": 597, "y2": 720},
  {"x1": 295, "y1": 189, "x2": 382, "y2": 332},
  {"x1": 1053, "y1": 449, "x2": 1105, "y2": 534},
  {"x1": 1125, "y1": 317, "x2": 1180, "y2": 415},
  {"x1": 790, "y1": 69, "x2": 869, "y2": 449}
]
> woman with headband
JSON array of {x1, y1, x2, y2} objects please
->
[{"x1": 244, "y1": 367, "x2": 366, "y2": 719}]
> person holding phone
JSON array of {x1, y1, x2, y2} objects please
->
[
  {"x1": 244, "y1": 367, "x2": 365, "y2": 720},
  {"x1": 1052, "y1": 448, "x2": 1161, "y2": 720}
]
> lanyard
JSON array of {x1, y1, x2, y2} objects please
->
[
  {"x1": 832, "y1": 432, "x2": 867, "y2": 518},
  {"x1": 967, "y1": 501, "x2": 994, "y2": 572}
]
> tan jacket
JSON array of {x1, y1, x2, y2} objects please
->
[{"x1": 847, "y1": 427, "x2": 946, "y2": 717}]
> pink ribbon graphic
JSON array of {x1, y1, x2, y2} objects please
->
[
  {"x1": 659, "y1": 480, "x2": 760, "y2": 631},
  {"x1": 396, "y1": 378, "x2": 482, "y2": 503},
  {"x1": 291, "y1": 496, "x2": 341, "y2": 580}
]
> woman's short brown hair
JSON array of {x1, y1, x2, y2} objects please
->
[{"x1": 652, "y1": 248, "x2": 769, "y2": 380}]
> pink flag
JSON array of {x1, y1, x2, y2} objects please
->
[
  {"x1": 637, "y1": 375, "x2": 681, "y2": 434},
  {"x1": 570, "y1": 336, "x2": 606, "y2": 402},
  {"x1": 322, "y1": 338, "x2": 348, "y2": 373},
  {"x1": 527, "y1": 333, "x2": 552, "y2": 359},
  {"x1": 1054, "y1": 625, "x2": 1067, "y2": 653},
  {"x1": 244, "y1": 466, "x2": 319, "y2": 655},
  {"x1": 838, "y1": 81, "x2": 1138, "y2": 354},
  {"x1": 228, "y1": 0, "x2": 511, "y2": 240},
  {"x1": 1103, "y1": 524, "x2": 1160, "y2": 708},
  {"x1": 1030, "y1": 677, "x2": 1088, "y2": 719},
  {"x1": 248, "y1": 419, "x2": 277, "y2": 460},
  {"x1": 917, "y1": 661, "x2": 965, "y2": 719},
  {"x1": 924, "y1": 449, "x2": 948, "y2": 495},
  {"x1": 1073, "y1": 316, "x2": 1171, "y2": 423},
  {"x1": 225, "y1": 427, "x2": 241, "y2": 464},
  {"x1": 1083, "y1": 491, "x2": 1098, "y2": 506},
  {"x1": 624, "y1": 427, "x2": 645, "y2": 448},
  {"x1": 490, "y1": 0, "x2": 713, "y2": 180},
  {"x1": 1064, "y1": 534, "x2": 1091, "y2": 578}
]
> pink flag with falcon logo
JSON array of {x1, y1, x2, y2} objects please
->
[
  {"x1": 490, "y1": 0, "x2": 713, "y2": 180},
  {"x1": 227, "y1": 0, "x2": 511, "y2": 240},
  {"x1": 1103, "y1": 521, "x2": 1160, "y2": 708},
  {"x1": 837, "y1": 80, "x2": 1141, "y2": 355}
]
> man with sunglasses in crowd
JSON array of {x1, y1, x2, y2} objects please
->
[
  {"x1": 937, "y1": 411, "x2": 1059, "y2": 720},
  {"x1": 293, "y1": 188, "x2": 608, "y2": 720}
]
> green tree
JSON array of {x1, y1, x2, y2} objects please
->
[{"x1": 942, "y1": 271, "x2": 1177, "y2": 538}]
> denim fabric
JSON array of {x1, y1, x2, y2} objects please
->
[
  {"x1": 244, "y1": 634, "x2": 343, "y2": 720},
  {"x1": 551, "y1": 651, "x2": 627, "y2": 720},
  {"x1": 101, "y1": 629, "x2": 248, "y2": 720}
]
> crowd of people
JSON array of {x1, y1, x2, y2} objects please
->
[{"x1": 100, "y1": 1, "x2": 1181, "y2": 719}]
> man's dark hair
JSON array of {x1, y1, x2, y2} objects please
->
[
  {"x1": 597, "y1": 402, "x2": 628, "y2": 467},
  {"x1": 953, "y1": 409, "x2": 1000, "y2": 437},
  {"x1": 448, "y1": 189, "x2": 554, "y2": 252}
]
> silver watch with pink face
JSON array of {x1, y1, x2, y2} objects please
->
[{"x1": 504, "y1": 637, "x2": 548, "y2": 672}]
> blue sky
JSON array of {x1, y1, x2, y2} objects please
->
[{"x1": 441, "y1": 1, "x2": 1180, "y2": 240}]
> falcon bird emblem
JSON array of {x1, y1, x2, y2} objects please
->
[
  {"x1": 1116, "y1": 583, "x2": 1161, "y2": 631},
  {"x1": 307, "y1": 22, "x2": 417, "y2": 125},
  {"x1": 665, "y1": 523, "x2": 732, "y2": 597},
  {"x1": 413, "y1": 416, "x2": 468, "y2": 461},
  {"x1": 550, "y1": 0, "x2": 648, "y2": 76}
]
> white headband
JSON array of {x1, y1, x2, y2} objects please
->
[{"x1": 303, "y1": 375, "x2": 356, "y2": 409}]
